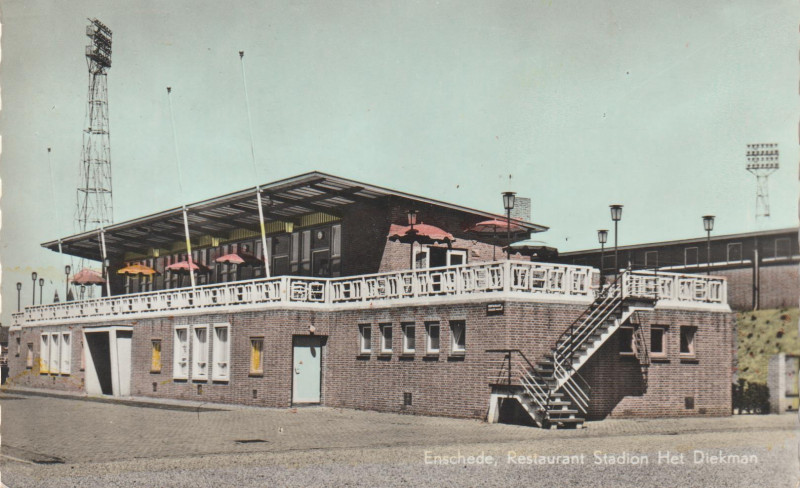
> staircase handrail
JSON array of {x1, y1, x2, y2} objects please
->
[
  {"x1": 553, "y1": 272, "x2": 626, "y2": 366},
  {"x1": 486, "y1": 348, "x2": 553, "y2": 413}
]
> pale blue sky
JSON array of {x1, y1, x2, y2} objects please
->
[{"x1": 1, "y1": 0, "x2": 797, "y2": 323}]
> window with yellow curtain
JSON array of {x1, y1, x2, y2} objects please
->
[
  {"x1": 151, "y1": 340, "x2": 162, "y2": 373},
  {"x1": 250, "y1": 338, "x2": 264, "y2": 375}
]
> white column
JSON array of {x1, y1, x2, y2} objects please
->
[
  {"x1": 182, "y1": 206, "x2": 196, "y2": 289},
  {"x1": 256, "y1": 187, "x2": 271, "y2": 278},
  {"x1": 100, "y1": 228, "x2": 111, "y2": 297}
]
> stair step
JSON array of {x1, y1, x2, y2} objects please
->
[
  {"x1": 548, "y1": 409, "x2": 579, "y2": 416},
  {"x1": 552, "y1": 417, "x2": 585, "y2": 424}
]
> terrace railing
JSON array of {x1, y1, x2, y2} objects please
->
[{"x1": 12, "y1": 261, "x2": 724, "y2": 327}]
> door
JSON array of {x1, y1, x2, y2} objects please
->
[
  {"x1": 292, "y1": 336, "x2": 323, "y2": 404},
  {"x1": 114, "y1": 330, "x2": 132, "y2": 397}
]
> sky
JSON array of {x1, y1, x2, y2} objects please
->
[{"x1": 0, "y1": 0, "x2": 797, "y2": 324}]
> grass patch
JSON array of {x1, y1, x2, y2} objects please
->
[{"x1": 737, "y1": 307, "x2": 799, "y2": 383}]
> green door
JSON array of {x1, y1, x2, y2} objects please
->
[{"x1": 293, "y1": 336, "x2": 322, "y2": 403}]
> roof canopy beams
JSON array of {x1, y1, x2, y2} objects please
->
[{"x1": 42, "y1": 172, "x2": 547, "y2": 262}]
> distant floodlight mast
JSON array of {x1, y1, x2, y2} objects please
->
[
  {"x1": 745, "y1": 143, "x2": 779, "y2": 223},
  {"x1": 76, "y1": 18, "x2": 113, "y2": 234}
]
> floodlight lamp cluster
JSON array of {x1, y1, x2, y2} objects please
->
[
  {"x1": 85, "y1": 18, "x2": 112, "y2": 70},
  {"x1": 745, "y1": 143, "x2": 779, "y2": 172}
]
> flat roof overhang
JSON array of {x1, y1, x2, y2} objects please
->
[{"x1": 43, "y1": 171, "x2": 548, "y2": 261}]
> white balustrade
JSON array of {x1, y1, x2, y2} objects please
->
[
  {"x1": 624, "y1": 271, "x2": 726, "y2": 304},
  {"x1": 16, "y1": 261, "x2": 724, "y2": 326}
]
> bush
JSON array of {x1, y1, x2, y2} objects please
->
[{"x1": 732, "y1": 379, "x2": 770, "y2": 414}]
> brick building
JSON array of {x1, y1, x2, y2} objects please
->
[
  {"x1": 8, "y1": 172, "x2": 734, "y2": 428},
  {"x1": 556, "y1": 227, "x2": 799, "y2": 311}
]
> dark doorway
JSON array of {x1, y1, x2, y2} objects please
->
[{"x1": 85, "y1": 332, "x2": 113, "y2": 395}]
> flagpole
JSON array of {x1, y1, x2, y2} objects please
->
[
  {"x1": 167, "y1": 87, "x2": 196, "y2": 289},
  {"x1": 239, "y1": 51, "x2": 271, "y2": 278}
]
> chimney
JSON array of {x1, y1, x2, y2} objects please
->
[{"x1": 510, "y1": 197, "x2": 531, "y2": 222}]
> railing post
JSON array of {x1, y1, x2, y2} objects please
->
[{"x1": 503, "y1": 261, "x2": 511, "y2": 293}]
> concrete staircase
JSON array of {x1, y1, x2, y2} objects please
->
[{"x1": 489, "y1": 270, "x2": 655, "y2": 429}]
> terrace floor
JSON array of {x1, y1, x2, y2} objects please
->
[{"x1": 1, "y1": 389, "x2": 797, "y2": 487}]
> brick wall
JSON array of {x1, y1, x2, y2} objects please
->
[
  {"x1": 7, "y1": 299, "x2": 733, "y2": 421},
  {"x1": 6, "y1": 325, "x2": 85, "y2": 392},
  {"x1": 581, "y1": 309, "x2": 735, "y2": 419}
]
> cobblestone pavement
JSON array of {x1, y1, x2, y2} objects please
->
[{"x1": 1, "y1": 391, "x2": 798, "y2": 487}]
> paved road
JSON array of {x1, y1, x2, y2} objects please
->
[{"x1": 1, "y1": 391, "x2": 798, "y2": 487}]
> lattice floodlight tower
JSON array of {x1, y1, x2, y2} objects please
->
[
  {"x1": 76, "y1": 18, "x2": 113, "y2": 232},
  {"x1": 746, "y1": 143, "x2": 779, "y2": 220}
]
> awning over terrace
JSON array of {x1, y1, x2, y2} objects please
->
[{"x1": 41, "y1": 171, "x2": 547, "y2": 262}]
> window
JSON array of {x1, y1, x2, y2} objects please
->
[
  {"x1": 151, "y1": 340, "x2": 162, "y2": 373},
  {"x1": 644, "y1": 251, "x2": 658, "y2": 268},
  {"x1": 380, "y1": 324, "x2": 393, "y2": 354},
  {"x1": 650, "y1": 327, "x2": 666, "y2": 356},
  {"x1": 414, "y1": 246, "x2": 429, "y2": 270},
  {"x1": 60, "y1": 333, "x2": 71, "y2": 375},
  {"x1": 684, "y1": 247, "x2": 698, "y2": 266},
  {"x1": 680, "y1": 327, "x2": 696, "y2": 356},
  {"x1": 618, "y1": 327, "x2": 634, "y2": 355},
  {"x1": 26, "y1": 343, "x2": 33, "y2": 369},
  {"x1": 49, "y1": 334, "x2": 60, "y2": 375},
  {"x1": 450, "y1": 321, "x2": 465, "y2": 354},
  {"x1": 249, "y1": 337, "x2": 264, "y2": 375},
  {"x1": 602, "y1": 255, "x2": 616, "y2": 271},
  {"x1": 446, "y1": 249, "x2": 467, "y2": 266},
  {"x1": 173, "y1": 327, "x2": 189, "y2": 379},
  {"x1": 775, "y1": 238, "x2": 791, "y2": 259},
  {"x1": 359, "y1": 324, "x2": 372, "y2": 354},
  {"x1": 15, "y1": 337, "x2": 20, "y2": 357},
  {"x1": 426, "y1": 323, "x2": 440, "y2": 354},
  {"x1": 192, "y1": 325, "x2": 209, "y2": 380},
  {"x1": 212, "y1": 324, "x2": 230, "y2": 381},
  {"x1": 726, "y1": 242, "x2": 742, "y2": 262},
  {"x1": 402, "y1": 323, "x2": 415, "y2": 354},
  {"x1": 39, "y1": 334, "x2": 49, "y2": 373}
]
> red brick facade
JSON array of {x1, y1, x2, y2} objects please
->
[{"x1": 7, "y1": 299, "x2": 734, "y2": 421}]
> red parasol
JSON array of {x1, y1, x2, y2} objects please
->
[
  {"x1": 388, "y1": 223, "x2": 455, "y2": 269},
  {"x1": 467, "y1": 218, "x2": 525, "y2": 234},
  {"x1": 467, "y1": 218, "x2": 526, "y2": 260},
  {"x1": 166, "y1": 260, "x2": 211, "y2": 273},
  {"x1": 71, "y1": 268, "x2": 106, "y2": 285},
  {"x1": 388, "y1": 223, "x2": 454, "y2": 245},
  {"x1": 215, "y1": 252, "x2": 262, "y2": 266}
]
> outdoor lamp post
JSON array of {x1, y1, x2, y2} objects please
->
[
  {"x1": 16, "y1": 282, "x2": 22, "y2": 312},
  {"x1": 64, "y1": 265, "x2": 71, "y2": 302},
  {"x1": 39, "y1": 278, "x2": 44, "y2": 305},
  {"x1": 406, "y1": 210, "x2": 418, "y2": 269},
  {"x1": 597, "y1": 229, "x2": 608, "y2": 287},
  {"x1": 610, "y1": 205, "x2": 623, "y2": 274},
  {"x1": 31, "y1": 272, "x2": 38, "y2": 306},
  {"x1": 407, "y1": 209, "x2": 418, "y2": 230},
  {"x1": 703, "y1": 215, "x2": 715, "y2": 276},
  {"x1": 503, "y1": 192, "x2": 516, "y2": 259}
]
